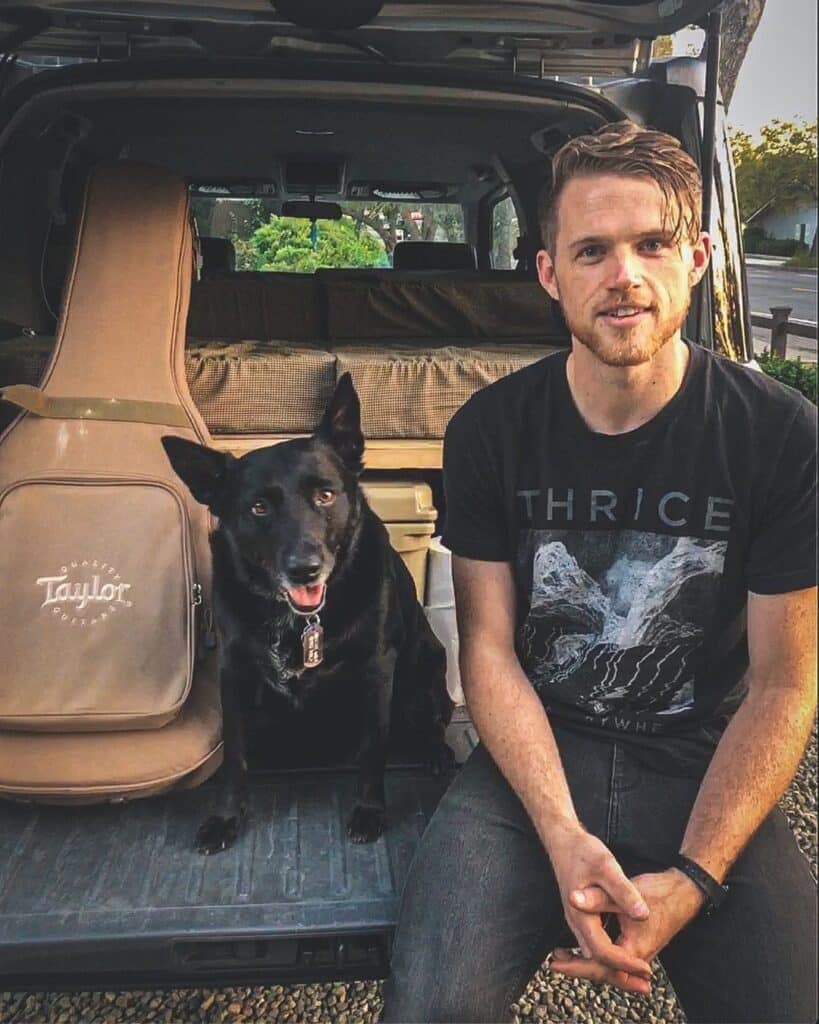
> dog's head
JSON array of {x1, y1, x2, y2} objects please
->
[{"x1": 162, "y1": 373, "x2": 364, "y2": 613}]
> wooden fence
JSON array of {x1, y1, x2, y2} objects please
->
[{"x1": 751, "y1": 307, "x2": 818, "y2": 359}]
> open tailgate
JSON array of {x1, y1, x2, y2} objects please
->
[{"x1": 0, "y1": 712, "x2": 475, "y2": 990}]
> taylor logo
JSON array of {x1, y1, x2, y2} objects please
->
[{"x1": 36, "y1": 560, "x2": 133, "y2": 626}]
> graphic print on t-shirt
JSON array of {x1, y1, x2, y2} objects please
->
[{"x1": 518, "y1": 529, "x2": 726, "y2": 719}]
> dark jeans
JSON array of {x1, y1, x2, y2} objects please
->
[{"x1": 382, "y1": 726, "x2": 817, "y2": 1024}]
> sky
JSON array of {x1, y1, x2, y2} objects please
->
[{"x1": 712, "y1": 0, "x2": 816, "y2": 136}]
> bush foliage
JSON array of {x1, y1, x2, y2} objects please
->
[
  {"x1": 743, "y1": 234, "x2": 809, "y2": 257},
  {"x1": 758, "y1": 352, "x2": 817, "y2": 404},
  {"x1": 242, "y1": 215, "x2": 388, "y2": 273},
  {"x1": 785, "y1": 252, "x2": 818, "y2": 269}
]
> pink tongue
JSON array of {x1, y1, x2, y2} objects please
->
[{"x1": 288, "y1": 583, "x2": 325, "y2": 609}]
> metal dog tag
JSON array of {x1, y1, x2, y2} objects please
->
[{"x1": 301, "y1": 617, "x2": 324, "y2": 669}]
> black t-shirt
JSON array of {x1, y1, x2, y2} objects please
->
[{"x1": 442, "y1": 341, "x2": 817, "y2": 775}]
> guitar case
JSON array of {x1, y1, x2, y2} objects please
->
[{"x1": 0, "y1": 161, "x2": 222, "y2": 802}]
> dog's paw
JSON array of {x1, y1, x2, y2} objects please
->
[
  {"x1": 346, "y1": 804, "x2": 386, "y2": 844},
  {"x1": 196, "y1": 814, "x2": 240, "y2": 854}
]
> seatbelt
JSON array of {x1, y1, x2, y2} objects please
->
[{"x1": 40, "y1": 113, "x2": 92, "y2": 227}]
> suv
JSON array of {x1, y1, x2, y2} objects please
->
[{"x1": 0, "y1": 0, "x2": 749, "y2": 992}]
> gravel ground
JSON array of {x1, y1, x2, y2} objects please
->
[{"x1": 2, "y1": 729, "x2": 815, "y2": 1024}]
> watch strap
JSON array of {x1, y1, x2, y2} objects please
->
[{"x1": 674, "y1": 854, "x2": 729, "y2": 913}]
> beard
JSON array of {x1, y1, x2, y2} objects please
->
[{"x1": 563, "y1": 294, "x2": 691, "y2": 368}]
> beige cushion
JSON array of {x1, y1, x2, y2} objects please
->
[
  {"x1": 334, "y1": 343, "x2": 559, "y2": 439},
  {"x1": 2, "y1": 338, "x2": 559, "y2": 440},
  {"x1": 186, "y1": 339, "x2": 336, "y2": 434},
  {"x1": 0, "y1": 335, "x2": 566, "y2": 441},
  {"x1": 0, "y1": 337, "x2": 337, "y2": 436}
]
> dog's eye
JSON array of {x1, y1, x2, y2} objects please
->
[
  {"x1": 315, "y1": 490, "x2": 336, "y2": 507},
  {"x1": 250, "y1": 499, "x2": 271, "y2": 517}
]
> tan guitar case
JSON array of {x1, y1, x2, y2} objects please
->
[{"x1": 0, "y1": 161, "x2": 222, "y2": 802}]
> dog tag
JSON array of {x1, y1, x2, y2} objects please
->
[{"x1": 301, "y1": 618, "x2": 324, "y2": 669}]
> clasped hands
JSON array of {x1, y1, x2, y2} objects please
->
[{"x1": 546, "y1": 825, "x2": 705, "y2": 996}]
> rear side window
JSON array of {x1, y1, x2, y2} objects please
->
[
  {"x1": 190, "y1": 196, "x2": 465, "y2": 273},
  {"x1": 491, "y1": 196, "x2": 519, "y2": 269}
]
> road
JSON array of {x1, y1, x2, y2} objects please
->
[{"x1": 746, "y1": 265, "x2": 817, "y2": 362}]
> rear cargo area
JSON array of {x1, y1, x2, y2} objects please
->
[{"x1": 0, "y1": 712, "x2": 475, "y2": 991}]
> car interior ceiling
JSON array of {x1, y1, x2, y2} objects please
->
[
  {"x1": 0, "y1": 90, "x2": 614, "y2": 440},
  {"x1": 0, "y1": 92, "x2": 607, "y2": 307}
]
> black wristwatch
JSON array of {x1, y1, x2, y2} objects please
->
[{"x1": 673, "y1": 854, "x2": 730, "y2": 914}]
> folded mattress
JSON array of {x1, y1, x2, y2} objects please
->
[
  {"x1": 185, "y1": 339, "x2": 336, "y2": 434},
  {"x1": 333, "y1": 342, "x2": 558, "y2": 438},
  {"x1": 0, "y1": 335, "x2": 560, "y2": 439}
]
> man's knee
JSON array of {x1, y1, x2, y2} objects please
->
[
  {"x1": 662, "y1": 809, "x2": 817, "y2": 1023},
  {"x1": 382, "y1": 962, "x2": 518, "y2": 1024},
  {"x1": 380, "y1": 744, "x2": 557, "y2": 1023}
]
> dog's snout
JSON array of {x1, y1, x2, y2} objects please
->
[{"x1": 285, "y1": 554, "x2": 323, "y2": 584}]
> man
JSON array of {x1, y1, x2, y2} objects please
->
[{"x1": 382, "y1": 121, "x2": 817, "y2": 1024}]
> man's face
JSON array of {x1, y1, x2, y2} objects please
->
[{"x1": 537, "y1": 174, "x2": 711, "y2": 367}]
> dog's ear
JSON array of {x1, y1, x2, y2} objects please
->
[
  {"x1": 315, "y1": 373, "x2": 364, "y2": 474},
  {"x1": 161, "y1": 435, "x2": 233, "y2": 509}
]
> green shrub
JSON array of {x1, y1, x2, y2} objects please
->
[
  {"x1": 758, "y1": 352, "x2": 817, "y2": 403},
  {"x1": 742, "y1": 225, "x2": 767, "y2": 250},
  {"x1": 785, "y1": 252, "x2": 818, "y2": 269},
  {"x1": 745, "y1": 236, "x2": 808, "y2": 257},
  {"x1": 242, "y1": 214, "x2": 388, "y2": 273}
]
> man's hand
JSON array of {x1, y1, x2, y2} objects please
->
[
  {"x1": 549, "y1": 868, "x2": 705, "y2": 995},
  {"x1": 546, "y1": 824, "x2": 654, "y2": 985}
]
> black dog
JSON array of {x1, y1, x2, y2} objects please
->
[{"x1": 162, "y1": 374, "x2": 453, "y2": 852}]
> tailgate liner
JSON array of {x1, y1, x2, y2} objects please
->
[{"x1": 0, "y1": 713, "x2": 476, "y2": 991}]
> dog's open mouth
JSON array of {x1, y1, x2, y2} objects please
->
[{"x1": 284, "y1": 583, "x2": 326, "y2": 614}]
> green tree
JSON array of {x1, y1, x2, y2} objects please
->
[
  {"x1": 729, "y1": 118, "x2": 817, "y2": 226},
  {"x1": 192, "y1": 197, "x2": 276, "y2": 269},
  {"x1": 245, "y1": 214, "x2": 388, "y2": 272},
  {"x1": 346, "y1": 203, "x2": 464, "y2": 254}
]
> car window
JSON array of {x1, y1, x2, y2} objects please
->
[
  {"x1": 491, "y1": 195, "x2": 519, "y2": 269},
  {"x1": 190, "y1": 197, "x2": 465, "y2": 272}
]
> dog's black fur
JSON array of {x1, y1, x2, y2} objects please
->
[{"x1": 162, "y1": 375, "x2": 453, "y2": 852}]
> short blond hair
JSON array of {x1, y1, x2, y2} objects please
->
[{"x1": 539, "y1": 120, "x2": 703, "y2": 252}]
